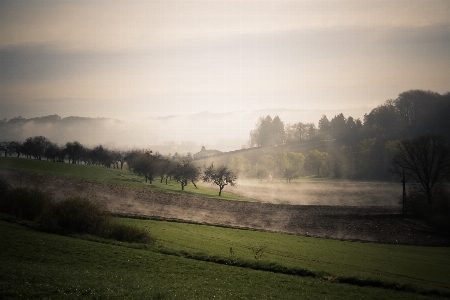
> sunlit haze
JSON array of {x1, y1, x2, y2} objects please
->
[{"x1": 1, "y1": 0, "x2": 449, "y2": 150}]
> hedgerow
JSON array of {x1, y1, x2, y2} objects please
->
[{"x1": 0, "y1": 178, "x2": 154, "y2": 244}]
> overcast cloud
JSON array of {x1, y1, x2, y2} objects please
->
[{"x1": 1, "y1": 0, "x2": 449, "y2": 149}]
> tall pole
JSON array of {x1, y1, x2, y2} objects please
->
[{"x1": 402, "y1": 168, "x2": 406, "y2": 216}]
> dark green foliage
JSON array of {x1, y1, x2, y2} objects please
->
[
  {"x1": 41, "y1": 197, "x2": 109, "y2": 235},
  {"x1": 0, "y1": 181, "x2": 154, "y2": 244},
  {"x1": 0, "y1": 180, "x2": 53, "y2": 221},
  {"x1": 106, "y1": 222, "x2": 155, "y2": 244}
]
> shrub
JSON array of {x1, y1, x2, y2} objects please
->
[
  {"x1": 107, "y1": 222, "x2": 155, "y2": 244},
  {"x1": 0, "y1": 178, "x2": 12, "y2": 211},
  {"x1": 0, "y1": 178, "x2": 11, "y2": 197},
  {"x1": 0, "y1": 181, "x2": 155, "y2": 244},
  {"x1": 0, "y1": 182, "x2": 53, "y2": 221},
  {"x1": 406, "y1": 184, "x2": 450, "y2": 231},
  {"x1": 41, "y1": 197, "x2": 110, "y2": 235}
]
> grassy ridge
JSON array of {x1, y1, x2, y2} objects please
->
[
  {"x1": 119, "y1": 218, "x2": 450, "y2": 295},
  {"x1": 0, "y1": 220, "x2": 442, "y2": 300},
  {"x1": 1, "y1": 156, "x2": 450, "y2": 298},
  {"x1": 0, "y1": 157, "x2": 252, "y2": 201}
]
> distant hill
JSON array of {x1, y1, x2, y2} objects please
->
[
  {"x1": 0, "y1": 107, "x2": 369, "y2": 153},
  {"x1": 194, "y1": 139, "x2": 342, "y2": 166}
]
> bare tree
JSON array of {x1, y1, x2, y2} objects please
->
[
  {"x1": 173, "y1": 160, "x2": 201, "y2": 191},
  {"x1": 393, "y1": 135, "x2": 450, "y2": 208},
  {"x1": 202, "y1": 163, "x2": 237, "y2": 196}
]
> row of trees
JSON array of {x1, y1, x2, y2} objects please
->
[
  {"x1": 249, "y1": 90, "x2": 450, "y2": 147},
  {"x1": 224, "y1": 149, "x2": 329, "y2": 183},
  {"x1": 99, "y1": 149, "x2": 238, "y2": 196},
  {"x1": 0, "y1": 137, "x2": 238, "y2": 196},
  {"x1": 0, "y1": 136, "x2": 126, "y2": 168}
]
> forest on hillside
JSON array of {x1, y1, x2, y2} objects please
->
[
  {"x1": 1, "y1": 89, "x2": 450, "y2": 183},
  {"x1": 1, "y1": 89, "x2": 450, "y2": 228},
  {"x1": 245, "y1": 89, "x2": 450, "y2": 180}
]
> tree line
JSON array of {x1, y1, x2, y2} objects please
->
[
  {"x1": 248, "y1": 89, "x2": 450, "y2": 180},
  {"x1": 0, "y1": 136, "x2": 126, "y2": 168},
  {"x1": 0, "y1": 137, "x2": 237, "y2": 196},
  {"x1": 250, "y1": 90, "x2": 450, "y2": 146},
  {"x1": 245, "y1": 89, "x2": 450, "y2": 227}
]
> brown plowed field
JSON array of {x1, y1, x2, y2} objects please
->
[{"x1": 1, "y1": 169, "x2": 449, "y2": 246}]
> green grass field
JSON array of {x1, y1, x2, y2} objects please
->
[
  {"x1": 1, "y1": 156, "x2": 450, "y2": 299},
  {"x1": 0, "y1": 220, "x2": 446, "y2": 300},
  {"x1": 119, "y1": 218, "x2": 450, "y2": 295},
  {"x1": 0, "y1": 157, "x2": 251, "y2": 201}
]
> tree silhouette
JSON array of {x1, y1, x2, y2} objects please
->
[
  {"x1": 393, "y1": 135, "x2": 450, "y2": 208},
  {"x1": 173, "y1": 160, "x2": 201, "y2": 190},
  {"x1": 249, "y1": 115, "x2": 285, "y2": 147},
  {"x1": 202, "y1": 164, "x2": 237, "y2": 196}
]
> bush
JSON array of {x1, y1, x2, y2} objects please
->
[
  {"x1": 40, "y1": 197, "x2": 109, "y2": 235},
  {"x1": 406, "y1": 184, "x2": 450, "y2": 231},
  {"x1": 0, "y1": 181, "x2": 53, "y2": 221},
  {"x1": 107, "y1": 222, "x2": 155, "y2": 244},
  {"x1": 0, "y1": 181, "x2": 154, "y2": 244},
  {"x1": 0, "y1": 178, "x2": 11, "y2": 198}
]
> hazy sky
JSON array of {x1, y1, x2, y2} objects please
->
[{"x1": 1, "y1": 0, "x2": 449, "y2": 121}]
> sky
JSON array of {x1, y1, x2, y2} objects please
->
[{"x1": 1, "y1": 0, "x2": 450, "y2": 149}]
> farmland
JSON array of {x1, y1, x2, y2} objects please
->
[{"x1": 1, "y1": 157, "x2": 450, "y2": 299}]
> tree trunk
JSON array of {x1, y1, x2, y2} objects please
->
[{"x1": 426, "y1": 188, "x2": 433, "y2": 208}]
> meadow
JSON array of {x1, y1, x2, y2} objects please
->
[
  {"x1": 0, "y1": 157, "x2": 249, "y2": 201},
  {"x1": 120, "y1": 218, "x2": 450, "y2": 294},
  {"x1": 1, "y1": 220, "x2": 448, "y2": 299},
  {"x1": 232, "y1": 178, "x2": 400, "y2": 206},
  {"x1": 1, "y1": 157, "x2": 449, "y2": 299}
]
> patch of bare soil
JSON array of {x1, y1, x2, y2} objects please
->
[{"x1": 1, "y1": 169, "x2": 449, "y2": 246}]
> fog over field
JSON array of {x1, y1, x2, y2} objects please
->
[
  {"x1": 1, "y1": 1, "x2": 449, "y2": 148},
  {"x1": 0, "y1": 107, "x2": 368, "y2": 153},
  {"x1": 225, "y1": 180, "x2": 401, "y2": 207}
]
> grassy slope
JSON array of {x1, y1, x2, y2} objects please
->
[
  {"x1": 0, "y1": 157, "x2": 251, "y2": 201},
  {"x1": 195, "y1": 139, "x2": 341, "y2": 167},
  {"x1": 1, "y1": 157, "x2": 449, "y2": 297},
  {"x1": 0, "y1": 220, "x2": 441, "y2": 300},
  {"x1": 120, "y1": 218, "x2": 450, "y2": 294}
]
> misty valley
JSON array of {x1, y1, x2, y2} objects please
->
[
  {"x1": 2, "y1": 1, "x2": 450, "y2": 297},
  {"x1": 1, "y1": 89, "x2": 450, "y2": 299}
]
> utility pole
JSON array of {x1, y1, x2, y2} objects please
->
[{"x1": 402, "y1": 168, "x2": 406, "y2": 216}]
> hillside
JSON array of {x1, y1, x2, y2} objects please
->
[
  {"x1": 195, "y1": 139, "x2": 341, "y2": 166},
  {"x1": 1, "y1": 161, "x2": 448, "y2": 246}
]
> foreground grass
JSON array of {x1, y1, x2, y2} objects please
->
[
  {"x1": 119, "y1": 218, "x2": 450, "y2": 295},
  {"x1": 0, "y1": 157, "x2": 250, "y2": 201},
  {"x1": 0, "y1": 220, "x2": 444, "y2": 300}
]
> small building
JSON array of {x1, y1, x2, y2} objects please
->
[{"x1": 193, "y1": 146, "x2": 222, "y2": 160}]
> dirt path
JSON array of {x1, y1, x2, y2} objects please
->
[{"x1": 1, "y1": 169, "x2": 449, "y2": 246}]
